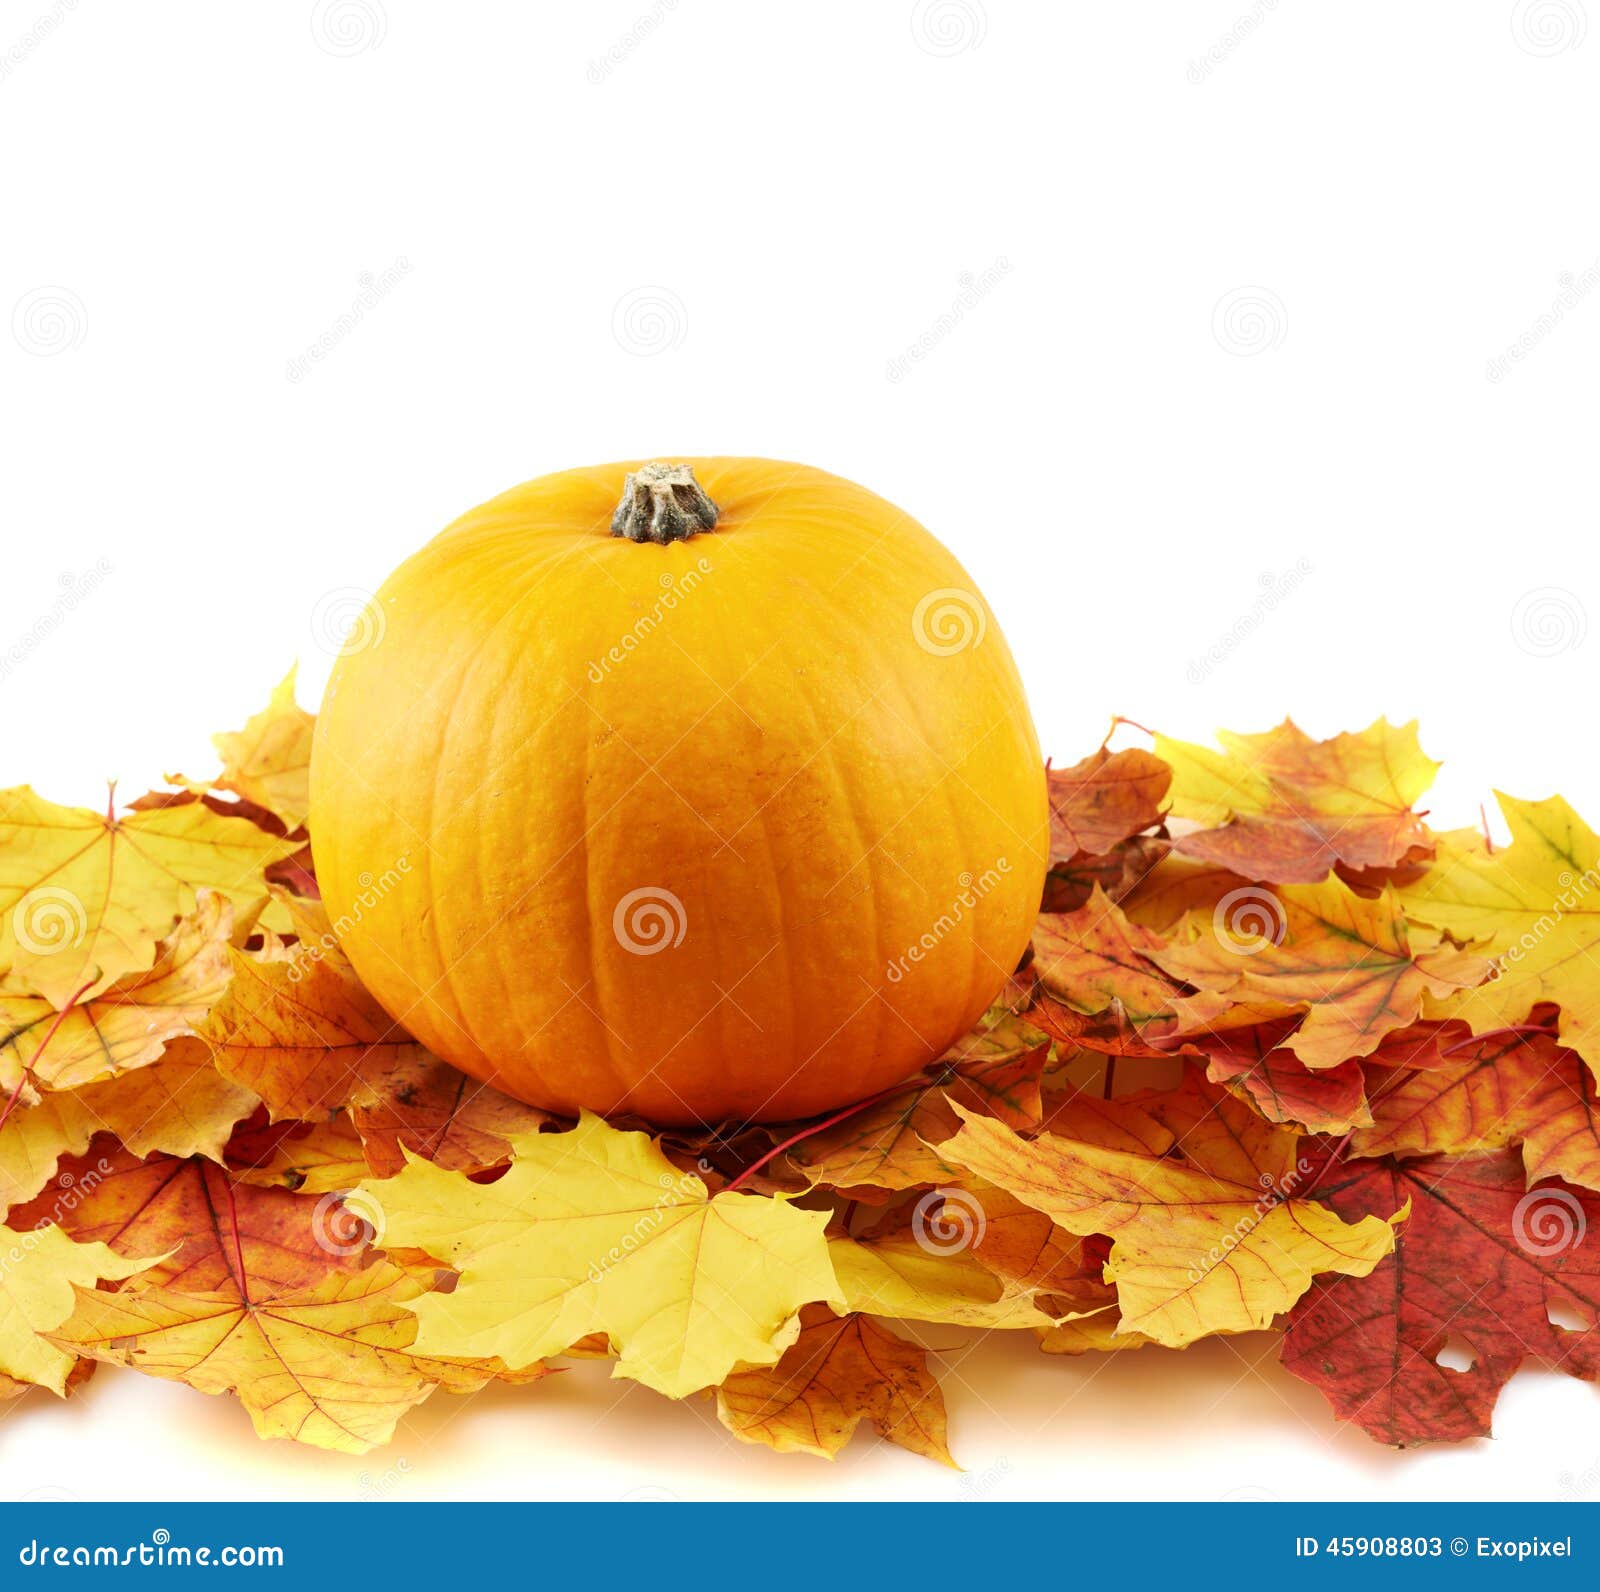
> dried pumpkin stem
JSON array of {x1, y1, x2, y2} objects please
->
[{"x1": 610, "y1": 462, "x2": 719, "y2": 544}]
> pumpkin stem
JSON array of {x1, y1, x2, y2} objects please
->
[{"x1": 610, "y1": 462, "x2": 719, "y2": 544}]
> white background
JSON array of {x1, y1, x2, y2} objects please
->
[{"x1": 1, "y1": 0, "x2": 1597, "y2": 1503}]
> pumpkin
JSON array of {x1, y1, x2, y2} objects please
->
[{"x1": 308, "y1": 458, "x2": 1047, "y2": 1125}]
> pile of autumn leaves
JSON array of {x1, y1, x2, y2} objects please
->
[{"x1": 1, "y1": 683, "x2": 1598, "y2": 1468}]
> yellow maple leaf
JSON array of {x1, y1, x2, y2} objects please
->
[
  {"x1": 716, "y1": 1303, "x2": 955, "y2": 1466},
  {"x1": 0, "y1": 1095, "x2": 96, "y2": 1213},
  {"x1": 172, "y1": 670, "x2": 315, "y2": 831},
  {"x1": 1031, "y1": 885, "x2": 1183, "y2": 1024},
  {"x1": 0, "y1": 788, "x2": 294, "y2": 1006},
  {"x1": 0, "y1": 893, "x2": 233, "y2": 1093},
  {"x1": 1152, "y1": 876, "x2": 1488, "y2": 1066},
  {"x1": 201, "y1": 945, "x2": 421, "y2": 1119},
  {"x1": 1156, "y1": 718, "x2": 1437, "y2": 884},
  {"x1": 827, "y1": 1202, "x2": 1055, "y2": 1329},
  {"x1": 1399, "y1": 794, "x2": 1600, "y2": 1079},
  {"x1": 48, "y1": 1259, "x2": 531, "y2": 1453},
  {"x1": 70, "y1": 1036, "x2": 259, "y2": 1162},
  {"x1": 0, "y1": 1222, "x2": 155, "y2": 1393},
  {"x1": 937, "y1": 1084, "x2": 1399, "y2": 1346},
  {"x1": 358, "y1": 1112, "x2": 843, "y2": 1398}
]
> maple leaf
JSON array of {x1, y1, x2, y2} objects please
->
[
  {"x1": 0, "y1": 1222, "x2": 154, "y2": 1393},
  {"x1": 350, "y1": 1051, "x2": 549, "y2": 1179},
  {"x1": 200, "y1": 945, "x2": 420, "y2": 1119},
  {"x1": 358, "y1": 1112, "x2": 843, "y2": 1398},
  {"x1": 938, "y1": 1076, "x2": 1400, "y2": 1346},
  {"x1": 1048, "y1": 746, "x2": 1170, "y2": 859},
  {"x1": 1152, "y1": 877, "x2": 1488, "y2": 1067},
  {"x1": 9, "y1": 1142, "x2": 363, "y2": 1294},
  {"x1": 1282, "y1": 1149, "x2": 1600, "y2": 1445},
  {"x1": 786, "y1": 1010, "x2": 1047, "y2": 1192},
  {"x1": 1031, "y1": 885, "x2": 1183, "y2": 1025},
  {"x1": 172, "y1": 670, "x2": 315, "y2": 831},
  {"x1": 69, "y1": 1037, "x2": 260, "y2": 1162},
  {"x1": 1356, "y1": 1028, "x2": 1600, "y2": 1191},
  {"x1": 0, "y1": 1095, "x2": 95, "y2": 1213},
  {"x1": 227, "y1": 1112, "x2": 372, "y2": 1195},
  {"x1": 716, "y1": 1303, "x2": 955, "y2": 1466},
  {"x1": 0, "y1": 894, "x2": 233, "y2": 1093},
  {"x1": 50, "y1": 1257, "x2": 540, "y2": 1454},
  {"x1": 1044, "y1": 835, "x2": 1170, "y2": 915},
  {"x1": 827, "y1": 1200, "x2": 1055, "y2": 1329},
  {"x1": 1189, "y1": 1019, "x2": 1373, "y2": 1132},
  {"x1": 1156, "y1": 718, "x2": 1438, "y2": 884},
  {"x1": 1399, "y1": 795, "x2": 1600, "y2": 1079},
  {"x1": 0, "y1": 787, "x2": 294, "y2": 1007}
]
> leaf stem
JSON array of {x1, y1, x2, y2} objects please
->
[
  {"x1": 0, "y1": 978, "x2": 96, "y2": 1135},
  {"x1": 725, "y1": 1074, "x2": 931, "y2": 1193}
]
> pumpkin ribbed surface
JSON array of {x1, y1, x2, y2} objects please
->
[{"x1": 309, "y1": 458, "x2": 1046, "y2": 1124}]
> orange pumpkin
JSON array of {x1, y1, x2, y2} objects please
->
[{"x1": 309, "y1": 458, "x2": 1046, "y2": 1125}]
